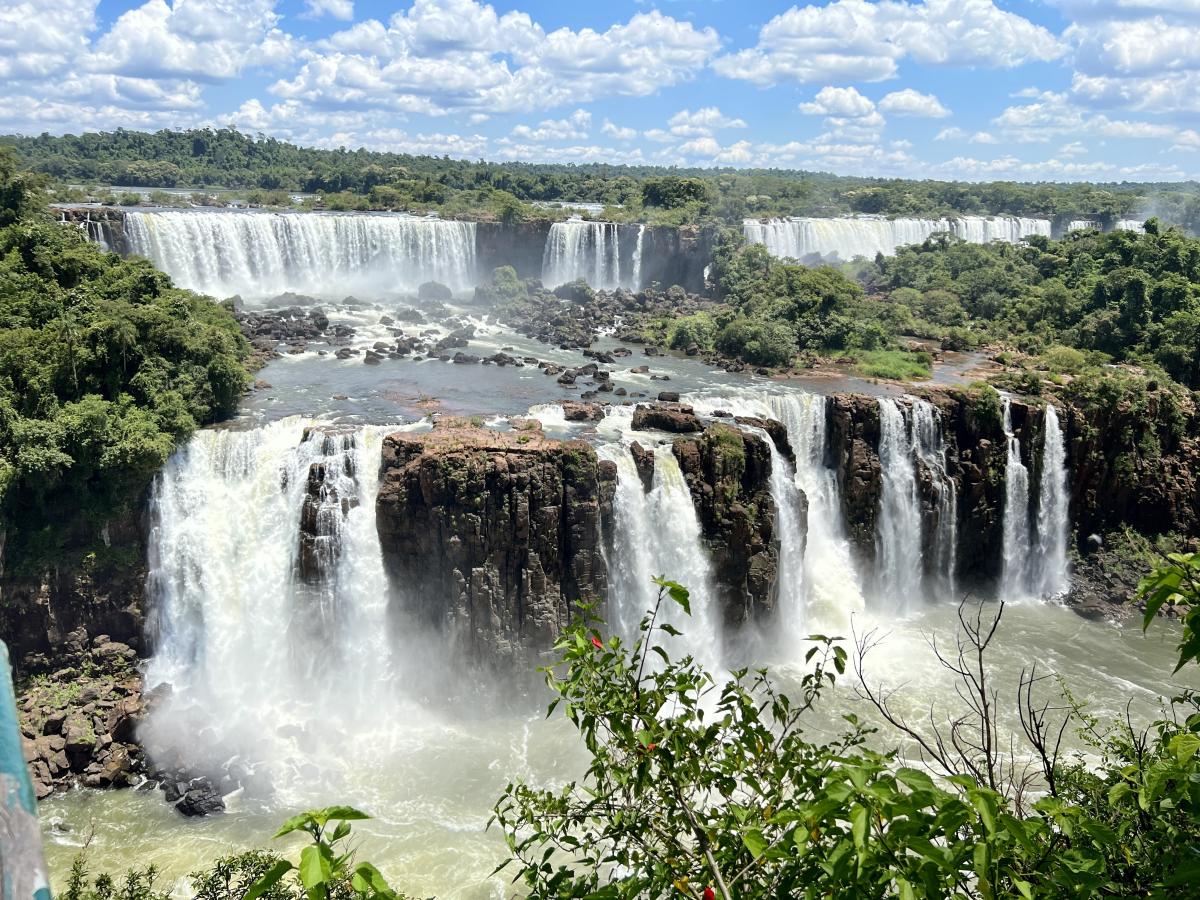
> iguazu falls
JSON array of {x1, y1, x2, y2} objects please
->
[{"x1": 2, "y1": 3, "x2": 1200, "y2": 898}]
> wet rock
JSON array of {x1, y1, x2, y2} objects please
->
[
  {"x1": 176, "y1": 778, "x2": 225, "y2": 817},
  {"x1": 630, "y1": 442, "x2": 656, "y2": 492},
  {"x1": 657, "y1": 391, "x2": 680, "y2": 402},
  {"x1": 562, "y1": 402, "x2": 604, "y2": 423},
  {"x1": 632, "y1": 403, "x2": 702, "y2": 434}
]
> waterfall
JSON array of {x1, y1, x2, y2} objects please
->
[
  {"x1": 1115, "y1": 219, "x2": 1145, "y2": 233},
  {"x1": 142, "y1": 419, "x2": 403, "y2": 775},
  {"x1": 874, "y1": 398, "x2": 923, "y2": 611},
  {"x1": 600, "y1": 443, "x2": 722, "y2": 670},
  {"x1": 912, "y1": 399, "x2": 957, "y2": 600},
  {"x1": 541, "y1": 219, "x2": 622, "y2": 290},
  {"x1": 1033, "y1": 405, "x2": 1070, "y2": 598},
  {"x1": 123, "y1": 210, "x2": 478, "y2": 299},
  {"x1": 631, "y1": 224, "x2": 645, "y2": 292},
  {"x1": 1067, "y1": 220, "x2": 1098, "y2": 232},
  {"x1": 1000, "y1": 397, "x2": 1033, "y2": 601},
  {"x1": 743, "y1": 215, "x2": 1052, "y2": 261}
]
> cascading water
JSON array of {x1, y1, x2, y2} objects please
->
[
  {"x1": 743, "y1": 215, "x2": 1052, "y2": 261},
  {"x1": 912, "y1": 399, "x2": 957, "y2": 600},
  {"x1": 874, "y1": 398, "x2": 923, "y2": 612},
  {"x1": 1115, "y1": 219, "x2": 1145, "y2": 233},
  {"x1": 1033, "y1": 405, "x2": 1070, "y2": 598},
  {"x1": 141, "y1": 419, "x2": 407, "y2": 784},
  {"x1": 631, "y1": 224, "x2": 645, "y2": 292},
  {"x1": 541, "y1": 219, "x2": 622, "y2": 290},
  {"x1": 1067, "y1": 220, "x2": 1098, "y2": 232},
  {"x1": 123, "y1": 210, "x2": 478, "y2": 299},
  {"x1": 599, "y1": 441, "x2": 722, "y2": 671},
  {"x1": 1000, "y1": 396, "x2": 1033, "y2": 601}
]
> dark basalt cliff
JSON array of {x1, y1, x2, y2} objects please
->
[
  {"x1": 375, "y1": 424, "x2": 614, "y2": 664},
  {"x1": 672, "y1": 423, "x2": 784, "y2": 625}
]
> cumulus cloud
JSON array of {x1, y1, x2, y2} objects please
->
[
  {"x1": 511, "y1": 109, "x2": 591, "y2": 142},
  {"x1": 0, "y1": 0, "x2": 97, "y2": 80},
  {"x1": 712, "y1": 0, "x2": 1064, "y2": 86},
  {"x1": 799, "y1": 86, "x2": 875, "y2": 117},
  {"x1": 878, "y1": 88, "x2": 950, "y2": 117},
  {"x1": 601, "y1": 120, "x2": 638, "y2": 141},
  {"x1": 276, "y1": 2, "x2": 718, "y2": 116},
  {"x1": 304, "y1": 0, "x2": 354, "y2": 20},
  {"x1": 666, "y1": 107, "x2": 747, "y2": 136}
]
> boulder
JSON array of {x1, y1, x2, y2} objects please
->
[{"x1": 632, "y1": 403, "x2": 701, "y2": 434}]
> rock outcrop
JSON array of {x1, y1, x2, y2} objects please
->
[
  {"x1": 673, "y1": 424, "x2": 782, "y2": 625},
  {"x1": 376, "y1": 423, "x2": 614, "y2": 664}
]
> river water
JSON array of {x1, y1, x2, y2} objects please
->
[{"x1": 38, "y1": 299, "x2": 1194, "y2": 899}]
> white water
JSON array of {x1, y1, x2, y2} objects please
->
[
  {"x1": 541, "y1": 219, "x2": 623, "y2": 290},
  {"x1": 599, "y1": 442, "x2": 722, "y2": 670},
  {"x1": 631, "y1": 224, "x2": 645, "y2": 292},
  {"x1": 912, "y1": 398, "x2": 957, "y2": 600},
  {"x1": 1115, "y1": 219, "x2": 1146, "y2": 233},
  {"x1": 874, "y1": 398, "x2": 923, "y2": 612},
  {"x1": 123, "y1": 210, "x2": 478, "y2": 299},
  {"x1": 142, "y1": 419, "x2": 410, "y2": 786},
  {"x1": 687, "y1": 390, "x2": 867, "y2": 635},
  {"x1": 1067, "y1": 220, "x2": 1098, "y2": 232},
  {"x1": 1000, "y1": 396, "x2": 1034, "y2": 601},
  {"x1": 743, "y1": 215, "x2": 1052, "y2": 261},
  {"x1": 1033, "y1": 405, "x2": 1070, "y2": 598}
]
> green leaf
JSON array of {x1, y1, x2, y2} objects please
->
[
  {"x1": 653, "y1": 578, "x2": 691, "y2": 616},
  {"x1": 320, "y1": 805, "x2": 372, "y2": 823},
  {"x1": 850, "y1": 805, "x2": 868, "y2": 849},
  {"x1": 742, "y1": 829, "x2": 767, "y2": 859},
  {"x1": 274, "y1": 813, "x2": 317, "y2": 838},
  {"x1": 299, "y1": 845, "x2": 332, "y2": 895},
  {"x1": 243, "y1": 860, "x2": 294, "y2": 900}
]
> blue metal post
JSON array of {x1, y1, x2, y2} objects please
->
[{"x1": 0, "y1": 640, "x2": 50, "y2": 900}]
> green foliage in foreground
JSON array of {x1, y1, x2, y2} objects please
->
[
  {"x1": 0, "y1": 148, "x2": 249, "y2": 569},
  {"x1": 489, "y1": 578, "x2": 1200, "y2": 898}
]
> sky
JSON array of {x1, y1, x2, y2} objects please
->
[{"x1": 1, "y1": 0, "x2": 1198, "y2": 182}]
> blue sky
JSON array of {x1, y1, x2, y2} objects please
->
[{"x1": 2, "y1": 0, "x2": 1198, "y2": 181}]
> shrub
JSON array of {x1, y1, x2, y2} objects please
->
[
  {"x1": 668, "y1": 313, "x2": 717, "y2": 351},
  {"x1": 715, "y1": 317, "x2": 796, "y2": 367}
]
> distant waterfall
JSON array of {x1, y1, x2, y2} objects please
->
[
  {"x1": 1115, "y1": 219, "x2": 1145, "y2": 233},
  {"x1": 1000, "y1": 397, "x2": 1033, "y2": 601},
  {"x1": 631, "y1": 224, "x2": 646, "y2": 292},
  {"x1": 912, "y1": 399, "x2": 957, "y2": 600},
  {"x1": 1067, "y1": 220, "x2": 1098, "y2": 232},
  {"x1": 1033, "y1": 406, "x2": 1070, "y2": 597},
  {"x1": 743, "y1": 215, "x2": 1052, "y2": 261},
  {"x1": 600, "y1": 443, "x2": 722, "y2": 669},
  {"x1": 874, "y1": 398, "x2": 923, "y2": 611},
  {"x1": 123, "y1": 210, "x2": 478, "y2": 299},
  {"x1": 541, "y1": 219, "x2": 623, "y2": 290},
  {"x1": 142, "y1": 419, "x2": 401, "y2": 771}
]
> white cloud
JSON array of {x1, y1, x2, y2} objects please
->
[
  {"x1": 799, "y1": 86, "x2": 875, "y2": 117},
  {"x1": 304, "y1": 0, "x2": 354, "y2": 21},
  {"x1": 510, "y1": 109, "x2": 591, "y2": 141},
  {"x1": 0, "y1": 0, "x2": 97, "y2": 80},
  {"x1": 712, "y1": 0, "x2": 1064, "y2": 86},
  {"x1": 970, "y1": 131, "x2": 998, "y2": 144},
  {"x1": 90, "y1": 0, "x2": 292, "y2": 82},
  {"x1": 601, "y1": 120, "x2": 638, "y2": 141},
  {"x1": 277, "y1": 2, "x2": 718, "y2": 116},
  {"x1": 1071, "y1": 70, "x2": 1200, "y2": 113},
  {"x1": 1059, "y1": 141, "x2": 1088, "y2": 156},
  {"x1": 667, "y1": 106, "x2": 747, "y2": 136},
  {"x1": 878, "y1": 88, "x2": 950, "y2": 118},
  {"x1": 935, "y1": 126, "x2": 966, "y2": 140}
]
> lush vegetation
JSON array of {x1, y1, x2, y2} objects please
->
[
  {"x1": 0, "y1": 149, "x2": 248, "y2": 571},
  {"x1": 5, "y1": 127, "x2": 1200, "y2": 226},
  {"x1": 864, "y1": 221, "x2": 1200, "y2": 388}
]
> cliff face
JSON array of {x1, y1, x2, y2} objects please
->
[
  {"x1": 474, "y1": 221, "x2": 553, "y2": 282},
  {"x1": 375, "y1": 424, "x2": 614, "y2": 664},
  {"x1": 0, "y1": 508, "x2": 146, "y2": 673},
  {"x1": 673, "y1": 424, "x2": 783, "y2": 625},
  {"x1": 1064, "y1": 391, "x2": 1200, "y2": 539}
]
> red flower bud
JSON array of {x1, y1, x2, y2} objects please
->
[
  {"x1": 646, "y1": 742, "x2": 656, "y2": 751},
  {"x1": 591, "y1": 635, "x2": 603, "y2": 650},
  {"x1": 703, "y1": 888, "x2": 715, "y2": 900}
]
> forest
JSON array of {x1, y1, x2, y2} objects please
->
[
  {"x1": 0, "y1": 149, "x2": 248, "y2": 572},
  {"x1": 675, "y1": 221, "x2": 1200, "y2": 389},
  {"x1": 5, "y1": 127, "x2": 1200, "y2": 227}
]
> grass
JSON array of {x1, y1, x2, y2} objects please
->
[{"x1": 848, "y1": 349, "x2": 933, "y2": 381}]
